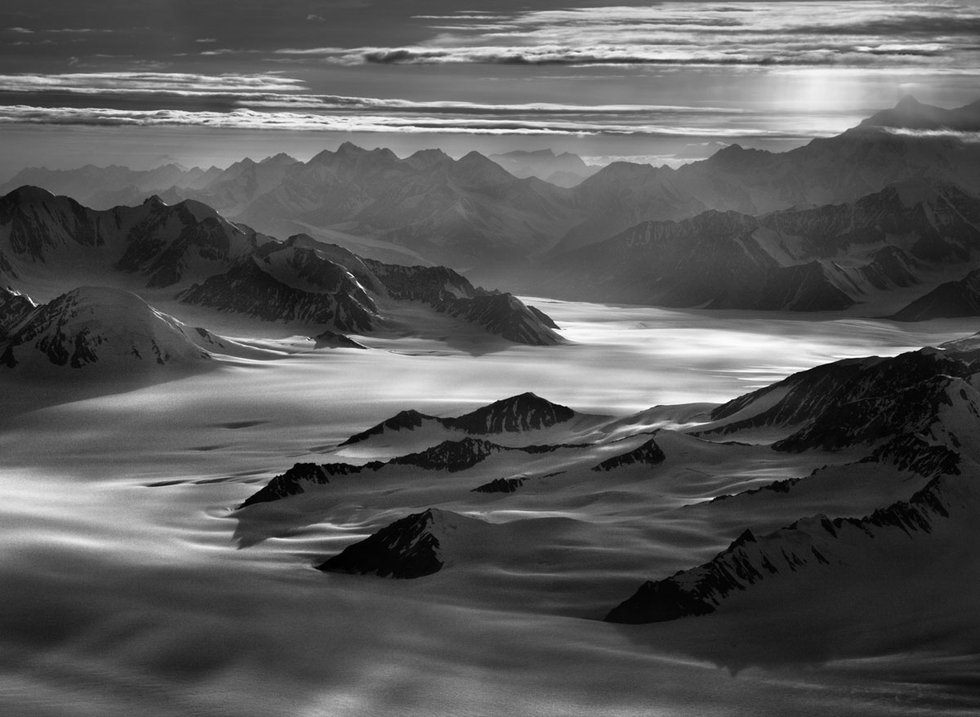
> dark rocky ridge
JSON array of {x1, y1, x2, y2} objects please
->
[
  {"x1": 317, "y1": 509, "x2": 445, "y2": 579},
  {"x1": 605, "y1": 473, "x2": 959, "y2": 624},
  {"x1": 0, "y1": 189, "x2": 562, "y2": 346},
  {"x1": 592, "y1": 438, "x2": 666, "y2": 471},
  {"x1": 0, "y1": 286, "x2": 35, "y2": 339},
  {"x1": 700, "y1": 346, "x2": 980, "y2": 452},
  {"x1": 239, "y1": 461, "x2": 383, "y2": 509},
  {"x1": 179, "y1": 257, "x2": 380, "y2": 333},
  {"x1": 365, "y1": 260, "x2": 562, "y2": 345},
  {"x1": 1, "y1": 286, "x2": 211, "y2": 369},
  {"x1": 341, "y1": 393, "x2": 577, "y2": 448}
]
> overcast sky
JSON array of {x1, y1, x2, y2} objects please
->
[{"x1": 1, "y1": 0, "x2": 978, "y2": 176}]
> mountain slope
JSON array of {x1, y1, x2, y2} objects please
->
[
  {"x1": 340, "y1": 393, "x2": 579, "y2": 447},
  {"x1": 0, "y1": 286, "x2": 211, "y2": 370},
  {"x1": 540, "y1": 182, "x2": 980, "y2": 311},
  {"x1": 0, "y1": 189, "x2": 562, "y2": 345},
  {"x1": 605, "y1": 473, "x2": 966, "y2": 623},
  {"x1": 889, "y1": 269, "x2": 980, "y2": 321},
  {"x1": 0, "y1": 187, "x2": 262, "y2": 291}
]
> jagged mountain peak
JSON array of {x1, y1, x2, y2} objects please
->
[
  {"x1": 403, "y1": 148, "x2": 452, "y2": 171},
  {"x1": 317, "y1": 508, "x2": 458, "y2": 579},
  {"x1": 449, "y1": 392, "x2": 576, "y2": 434},
  {"x1": 260, "y1": 152, "x2": 298, "y2": 166},
  {"x1": 338, "y1": 408, "x2": 439, "y2": 446}
]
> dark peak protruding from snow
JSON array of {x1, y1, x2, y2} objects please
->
[
  {"x1": 337, "y1": 392, "x2": 577, "y2": 449},
  {"x1": 238, "y1": 461, "x2": 382, "y2": 509},
  {"x1": 591, "y1": 437, "x2": 666, "y2": 471},
  {"x1": 390, "y1": 437, "x2": 504, "y2": 472},
  {"x1": 1, "y1": 285, "x2": 210, "y2": 369},
  {"x1": 312, "y1": 328, "x2": 367, "y2": 350},
  {"x1": 438, "y1": 292, "x2": 565, "y2": 346},
  {"x1": 448, "y1": 392, "x2": 576, "y2": 434},
  {"x1": 339, "y1": 408, "x2": 439, "y2": 446},
  {"x1": 143, "y1": 194, "x2": 166, "y2": 207},
  {"x1": 701, "y1": 345, "x2": 980, "y2": 452},
  {"x1": 317, "y1": 508, "x2": 446, "y2": 579},
  {"x1": 605, "y1": 473, "x2": 959, "y2": 624}
]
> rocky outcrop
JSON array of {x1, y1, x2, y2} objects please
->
[
  {"x1": 591, "y1": 438, "x2": 665, "y2": 471},
  {"x1": 0, "y1": 286, "x2": 210, "y2": 369},
  {"x1": 700, "y1": 346, "x2": 980, "y2": 452},
  {"x1": 440, "y1": 293, "x2": 564, "y2": 345},
  {"x1": 178, "y1": 257, "x2": 380, "y2": 333},
  {"x1": 338, "y1": 393, "x2": 578, "y2": 448},
  {"x1": 390, "y1": 437, "x2": 505, "y2": 472},
  {"x1": 606, "y1": 474, "x2": 958, "y2": 624},
  {"x1": 339, "y1": 409, "x2": 439, "y2": 446},
  {"x1": 317, "y1": 509, "x2": 445, "y2": 579},
  {"x1": 447, "y1": 392, "x2": 576, "y2": 434},
  {"x1": 0, "y1": 286, "x2": 35, "y2": 338},
  {"x1": 238, "y1": 461, "x2": 383, "y2": 508}
]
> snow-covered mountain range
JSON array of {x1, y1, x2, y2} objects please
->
[
  {"x1": 6, "y1": 97, "x2": 979, "y2": 313},
  {"x1": 0, "y1": 188, "x2": 563, "y2": 352},
  {"x1": 234, "y1": 336, "x2": 980, "y2": 636}
]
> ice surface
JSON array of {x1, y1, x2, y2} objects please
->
[{"x1": 1, "y1": 299, "x2": 978, "y2": 716}]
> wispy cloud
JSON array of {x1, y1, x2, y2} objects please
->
[
  {"x1": 0, "y1": 104, "x2": 833, "y2": 141},
  {"x1": 0, "y1": 72, "x2": 306, "y2": 96},
  {"x1": 282, "y1": 1, "x2": 980, "y2": 70}
]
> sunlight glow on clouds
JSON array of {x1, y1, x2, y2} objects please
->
[
  {"x1": 0, "y1": 104, "x2": 832, "y2": 139},
  {"x1": 293, "y1": 1, "x2": 980, "y2": 69}
]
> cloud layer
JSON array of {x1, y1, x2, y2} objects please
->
[{"x1": 282, "y1": 1, "x2": 980, "y2": 70}]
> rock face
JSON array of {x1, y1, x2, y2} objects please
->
[
  {"x1": 0, "y1": 187, "x2": 260, "y2": 289},
  {"x1": 0, "y1": 286, "x2": 211, "y2": 369},
  {"x1": 0, "y1": 189, "x2": 563, "y2": 345},
  {"x1": 592, "y1": 438, "x2": 666, "y2": 471},
  {"x1": 890, "y1": 269, "x2": 980, "y2": 321},
  {"x1": 439, "y1": 293, "x2": 564, "y2": 345},
  {"x1": 390, "y1": 437, "x2": 505, "y2": 472},
  {"x1": 606, "y1": 337, "x2": 980, "y2": 625},
  {"x1": 540, "y1": 182, "x2": 980, "y2": 310},
  {"x1": 178, "y1": 255, "x2": 381, "y2": 333},
  {"x1": 317, "y1": 509, "x2": 446, "y2": 579},
  {"x1": 227, "y1": 144, "x2": 578, "y2": 274},
  {"x1": 238, "y1": 462, "x2": 386, "y2": 508},
  {"x1": 0, "y1": 286, "x2": 35, "y2": 339},
  {"x1": 447, "y1": 392, "x2": 576, "y2": 434},
  {"x1": 605, "y1": 474, "x2": 958, "y2": 624},
  {"x1": 365, "y1": 260, "x2": 562, "y2": 345},
  {"x1": 700, "y1": 345, "x2": 980, "y2": 454},
  {"x1": 340, "y1": 393, "x2": 578, "y2": 448}
]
